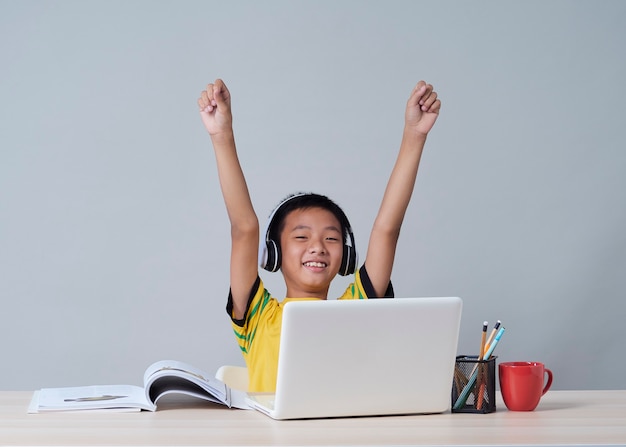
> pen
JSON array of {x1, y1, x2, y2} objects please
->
[
  {"x1": 482, "y1": 326, "x2": 505, "y2": 360},
  {"x1": 64, "y1": 395, "x2": 128, "y2": 402}
]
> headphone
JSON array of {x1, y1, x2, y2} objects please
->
[{"x1": 258, "y1": 193, "x2": 358, "y2": 276}]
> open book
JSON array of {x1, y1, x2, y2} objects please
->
[{"x1": 28, "y1": 360, "x2": 250, "y2": 413}]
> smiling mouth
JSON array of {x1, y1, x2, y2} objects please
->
[{"x1": 303, "y1": 261, "x2": 327, "y2": 268}]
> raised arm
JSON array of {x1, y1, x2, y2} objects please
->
[
  {"x1": 364, "y1": 81, "x2": 441, "y2": 296},
  {"x1": 198, "y1": 79, "x2": 258, "y2": 319}
]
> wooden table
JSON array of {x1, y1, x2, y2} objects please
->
[{"x1": 1, "y1": 390, "x2": 625, "y2": 446}]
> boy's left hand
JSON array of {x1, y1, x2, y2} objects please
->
[{"x1": 405, "y1": 81, "x2": 441, "y2": 137}]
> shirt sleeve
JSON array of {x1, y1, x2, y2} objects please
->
[
  {"x1": 226, "y1": 276, "x2": 262, "y2": 327},
  {"x1": 339, "y1": 265, "x2": 394, "y2": 299}
]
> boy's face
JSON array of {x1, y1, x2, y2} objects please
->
[{"x1": 279, "y1": 207, "x2": 344, "y2": 299}]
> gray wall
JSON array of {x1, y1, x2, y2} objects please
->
[{"x1": 1, "y1": 1, "x2": 624, "y2": 391}]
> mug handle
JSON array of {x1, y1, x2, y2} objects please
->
[{"x1": 542, "y1": 368, "x2": 553, "y2": 395}]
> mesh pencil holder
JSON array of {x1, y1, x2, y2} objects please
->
[{"x1": 451, "y1": 355, "x2": 497, "y2": 413}]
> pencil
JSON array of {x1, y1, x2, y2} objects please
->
[
  {"x1": 479, "y1": 321, "x2": 488, "y2": 361},
  {"x1": 483, "y1": 320, "x2": 501, "y2": 357},
  {"x1": 467, "y1": 321, "x2": 490, "y2": 383},
  {"x1": 476, "y1": 321, "x2": 488, "y2": 409},
  {"x1": 476, "y1": 366, "x2": 486, "y2": 410}
]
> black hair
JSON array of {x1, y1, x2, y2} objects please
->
[{"x1": 267, "y1": 193, "x2": 351, "y2": 248}]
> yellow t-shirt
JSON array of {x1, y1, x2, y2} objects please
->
[{"x1": 227, "y1": 266, "x2": 393, "y2": 392}]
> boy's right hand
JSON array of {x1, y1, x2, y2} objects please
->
[{"x1": 198, "y1": 79, "x2": 233, "y2": 136}]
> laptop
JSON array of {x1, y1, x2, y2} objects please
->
[{"x1": 246, "y1": 296, "x2": 462, "y2": 419}]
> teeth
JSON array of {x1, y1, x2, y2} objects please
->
[{"x1": 304, "y1": 262, "x2": 326, "y2": 268}]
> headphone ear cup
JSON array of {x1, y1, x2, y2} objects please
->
[
  {"x1": 339, "y1": 244, "x2": 357, "y2": 276},
  {"x1": 349, "y1": 247, "x2": 358, "y2": 275},
  {"x1": 263, "y1": 239, "x2": 281, "y2": 272}
]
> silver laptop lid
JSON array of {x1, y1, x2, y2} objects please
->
[{"x1": 272, "y1": 297, "x2": 462, "y2": 419}]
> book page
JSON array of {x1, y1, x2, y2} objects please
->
[
  {"x1": 143, "y1": 360, "x2": 228, "y2": 405},
  {"x1": 33, "y1": 385, "x2": 152, "y2": 412}
]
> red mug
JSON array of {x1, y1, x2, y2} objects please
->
[{"x1": 499, "y1": 361, "x2": 553, "y2": 411}]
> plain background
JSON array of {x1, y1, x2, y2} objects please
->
[{"x1": 1, "y1": 0, "x2": 624, "y2": 391}]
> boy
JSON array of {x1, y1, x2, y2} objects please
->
[{"x1": 198, "y1": 79, "x2": 440, "y2": 392}]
